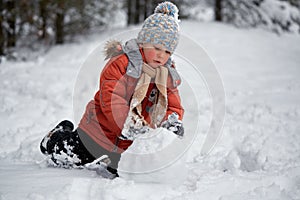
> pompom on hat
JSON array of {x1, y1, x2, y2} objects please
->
[{"x1": 137, "y1": 1, "x2": 180, "y2": 54}]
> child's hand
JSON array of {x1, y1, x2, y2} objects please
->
[
  {"x1": 161, "y1": 113, "x2": 184, "y2": 138},
  {"x1": 119, "y1": 126, "x2": 150, "y2": 141}
]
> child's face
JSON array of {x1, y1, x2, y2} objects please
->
[{"x1": 142, "y1": 43, "x2": 171, "y2": 68}]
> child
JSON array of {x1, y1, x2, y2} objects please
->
[{"x1": 40, "y1": 1, "x2": 184, "y2": 179}]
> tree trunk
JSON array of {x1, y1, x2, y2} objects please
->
[
  {"x1": 39, "y1": 0, "x2": 48, "y2": 40},
  {"x1": 55, "y1": 0, "x2": 64, "y2": 44},
  {"x1": 215, "y1": 0, "x2": 223, "y2": 21},
  {"x1": 0, "y1": 0, "x2": 4, "y2": 56},
  {"x1": 144, "y1": 0, "x2": 152, "y2": 20},
  {"x1": 78, "y1": 0, "x2": 86, "y2": 31},
  {"x1": 134, "y1": 0, "x2": 140, "y2": 24},
  {"x1": 6, "y1": 0, "x2": 16, "y2": 48},
  {"x1": 127, "y1": 0, "x2": 133, "y2": 25}
]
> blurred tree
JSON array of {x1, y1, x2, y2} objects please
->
[
  {"x1": 287, "y1": 0, "x2": 300, "y2": 8},
  {"x1": 215, "y1": 0, "x2": 222, "y2": 21},
  {"x1": 134, "y1": 0, "x2": 140, "y2": 24},
  {"x1": 126, "y1": 0, "x2": 183, "y2": 25},
  {"x1": 0, "y1": 0, "x2": 4, "y2": 56},
  {"x1": 182, "y1": 0, "x2": 298, "y2": 34},
  {"x1": 127, "y1": 0, "x2": 142, "y2": 25},
  {"x1": 6, "y1": 0, "x2": 16, "y2": 48},
  {"x1": 220, "y1": 0, "x2": 300, "y2": 34},
  {"x1": 143, "y1": 0, "x2": 152, "y2": 20},
  {"x1": 77, "y1": 0, "x2": 86, "y2": 31},
  {"x1": 39, "y1": 0, "x2": 49, "y2": 40},
  {"x1": 55, "y1": 0, "x2": 65, "y2": 44},
  {"x1": 127, "y1": 0, "x2": 132, "y2": 24}
]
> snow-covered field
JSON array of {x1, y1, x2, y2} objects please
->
[{"x1": 1, "y1": 21, "x2": 300, "y2": 199}]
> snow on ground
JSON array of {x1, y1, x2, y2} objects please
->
[{"x1": 1, "y1": 21, "x2": 300, "y2": 199}]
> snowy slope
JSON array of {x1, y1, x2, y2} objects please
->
[{"x1": 1, "y1": 21, "x2": 300, "y2": 200}]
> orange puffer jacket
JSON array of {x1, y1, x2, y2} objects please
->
[{"x1": 78, "y1": 49, "x2": 184, "y2": 154}]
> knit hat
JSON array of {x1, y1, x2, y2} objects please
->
[{"x1": 137, "y1": 1, "x2": 180, "y2": 54}]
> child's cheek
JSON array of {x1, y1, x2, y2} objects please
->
[{"x1": 146, "y1": 50, "x2": 156, "y2": 60}]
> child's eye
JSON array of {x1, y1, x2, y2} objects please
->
[{"x1": 154, "y1": 46, "x2": 170, "y2": 54}]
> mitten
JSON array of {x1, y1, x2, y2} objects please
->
[
  {"x1": 119, "y1": 126, "x2": 150, "y2": 141},
  {"x1": 161, "y1": 112, "x2": 184, "y2": 138}
]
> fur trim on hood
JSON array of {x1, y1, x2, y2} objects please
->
[{"x1": 104, "y1": 40, "x2": 123, "y2": 60}]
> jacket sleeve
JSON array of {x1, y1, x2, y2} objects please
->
[
  {"x1": 97, "y1": 57, "x2": 129, "y2": 136},
  {"x1": 164, "y1": 63, "x2": 184, "y2": 121},
  {"x1": 166, "y1": 84, "x2": 184, "y2": 121}
]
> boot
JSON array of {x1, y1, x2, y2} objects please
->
[{"x1": 40, "y1": 120, "x2": 74, "y2": 155}]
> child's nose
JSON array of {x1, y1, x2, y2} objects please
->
[{"x1": 157, "y1": 51, "x2": 165, "y2": 58}]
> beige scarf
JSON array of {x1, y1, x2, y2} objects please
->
[{"x1": 122, "y1": 63, "x2": 168, "y2": 133}]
